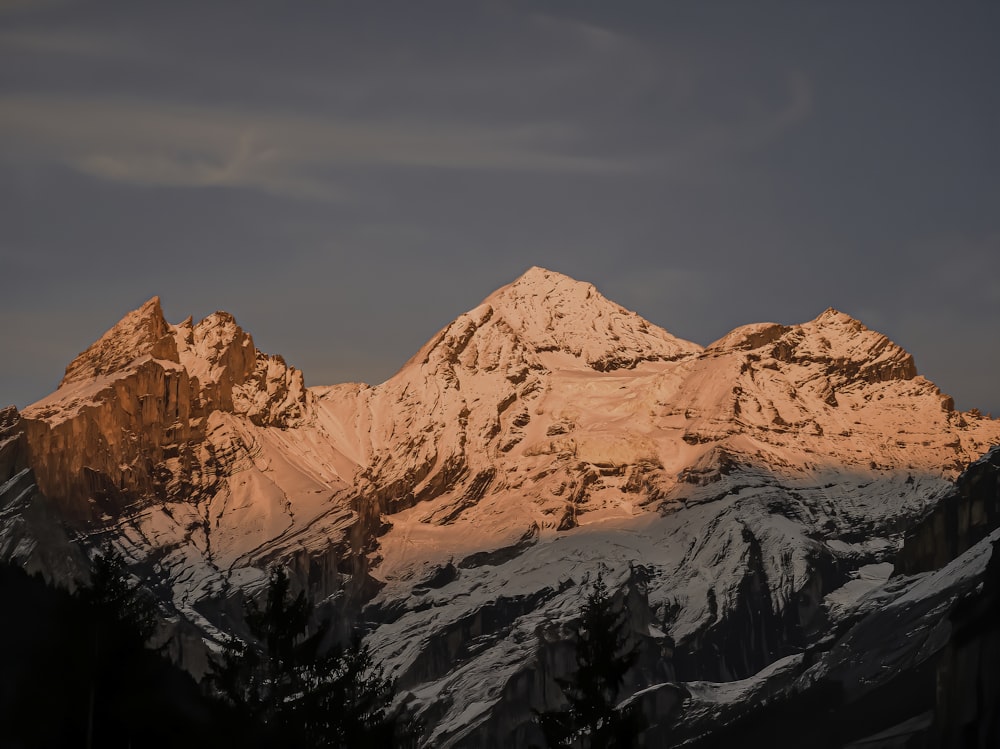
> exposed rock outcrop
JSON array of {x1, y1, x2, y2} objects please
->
[
  {"x1": 60, "y1": 297, "x2": 179, "y2": 386},
  {"x1": 0, "y1": 406, "x2": 85, "y2": 581},
  {"x1": 19, "y1": 299, "x2": 309, "y2": 523},
  {"x1": 930, "y1": 534, "x2": 1000, "y2": 747},
  {"x1": 895, "y1": 446, "x2": 1000, "y2": 575}
]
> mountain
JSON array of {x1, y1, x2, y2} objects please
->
[
  {"x1": 2, "y1": 266, "x2": 998, "y2": 746},
  {"x1": 660, "y1": 445, "x2": 1000, "y2": 748}
]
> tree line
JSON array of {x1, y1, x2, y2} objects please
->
[
  {"x1": 0, "y1": 549, "x2": 415, "y2": 748},
  {"x1": 1, "y1": 550, "x2": 642, "y2": 748}
]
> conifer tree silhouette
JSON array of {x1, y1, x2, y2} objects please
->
[
  {"x1": 536, "y1": 571, "x2": 643, "y2": 748},
  {"x1": 210, "y1": 565, "x2": 417, "y2": 748},
  {"x1": 76, "y1": 544, "x2": 162, "y2": 749}
]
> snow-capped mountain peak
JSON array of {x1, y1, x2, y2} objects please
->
[
  {"x1": 476, "y1": 265, "x2": 702, "y2": 370},
  {"x1": 6, "y1": 268, "x2": 1000, "y2": 747}
]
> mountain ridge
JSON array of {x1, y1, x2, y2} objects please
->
[{"x1": 4, "y1": 265, "x2": 999, "y2": 746}]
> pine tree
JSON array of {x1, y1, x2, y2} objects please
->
[
  {"x1": 2, "y1": 553, "x2": 262, "y2": 748},
  {"x1": 76, "y1": 544, "x2": 163, "y2": 749},
  {"x1": 209, "y1": 565, "x2": 417, "y2": 748},
  {"x1": 537, "y1": 572, "x2": 643, "y2": 748},
  {"x1": 211, "y1": 565, "x2": 315, "y2": 734},
  {"x1": 298, "y1": 635, "x2": 405, "y2": 748},
  {"x1": 78, "y1": 543, "x2": 159, "y2": 649}
]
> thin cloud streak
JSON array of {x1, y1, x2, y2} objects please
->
[
  {"x1": 0, "y1": 94, "x2": 632, "y2": 200},
  {"x1": 0, "y1": 75, "x2": 813, "y2": 200}
]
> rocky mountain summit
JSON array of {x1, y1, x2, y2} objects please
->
[{"x1": 3, "y1": 267, "x2": 998, "y2": 746}]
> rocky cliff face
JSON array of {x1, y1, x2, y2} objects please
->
[
  {"x1": 0, "y1": 406, "x2": 84, "y2": 582},
  {"x1": 20, "y1": 298, "x2": 310, "y2": 524},
  {"x1": 3, "y1": 267, "x2": 999, "y2": 744},
  {"x1": 895, "y1": 445, "x2": 1000, "y2": 575},
  {"x1": 930, "y1": 531, "x2": 1000, "y2": 748}
]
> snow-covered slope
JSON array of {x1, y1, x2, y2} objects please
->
[
  {"x1": 5, "y1": 267, "x2": 999, "y2": 744},
  {"x1": 658, "y1": 446, "x2": 1000, "y2": 748}
]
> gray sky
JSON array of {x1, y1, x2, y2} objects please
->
[{"x1": 2, "y1": 1, "x2": 998, "y2": 416}]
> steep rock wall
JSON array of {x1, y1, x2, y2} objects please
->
[
  {"x1": 0, "y1": 406, "x2": 85, "y2": 581},
  {"x1": 895, "y1": 446, "x2": 1000, "y2": 576},
  {"x1": 20, "y1": 299, "x2": 309, "y2": 524}
]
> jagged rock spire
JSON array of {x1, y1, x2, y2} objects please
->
[{"x1": 61, "y1": 296, "x2": 179, "y2": 386}]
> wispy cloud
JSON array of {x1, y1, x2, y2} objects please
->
[
  {"x1": 0, "y1": 94, "x2": 629, "y2": 200},
  {"x1": 0, "y1": 5, "x2": 814, "y2": 202}
]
